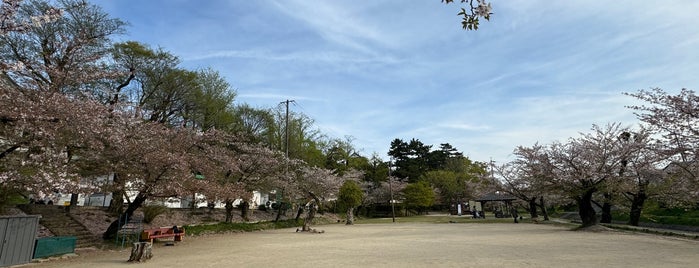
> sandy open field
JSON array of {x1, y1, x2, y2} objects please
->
[{"x1": 26, "y1": 223, "x2": 699, "y2": 268}]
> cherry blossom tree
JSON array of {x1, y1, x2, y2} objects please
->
[
  {"x1": 1, "y1": 77, "x2": 111, "y2": 200},
  {"x1": 497, "y1": 146, "x2": 557, "y2": 221},
  {"x1": 363, "y1": 175, "x2": 407, "y2": 207},
  {"x1": 442, "y1": 0, "x2": 493, "y2": 30},
  {"x1": 99, "y1": 122, "x2": 188, "y2": 238},
  {"x1": 0, "y1": 0, "x2": 125, "y2": 94},
  {"x1": 221, "y1": 141, "x2": 286, "y2": 222},
  {"x1": 0, "y1": 0, "x2": 61, "y2": 36},
  {"x1": 532, "y1": 124, "x2": 635, "y2": 227},
  {"x1": 2, "y1": 1, "x2": 381, "y2": 240},
  {"x1": 1, "y1": 0, "x2": 129, "y2": 210},
  {"x1": 626, "y1": 88, "x2": 699, "y2": 192},
  {"x1": 510, "y1": 128, "x2": 681, "y2": 226},
  {"x1": 100, "y1": 123, "x2": 248, "y2": 239},
  {"x1": 287, "y1": 165, "x2": 356, "y2": 231},
  {"x1": 611, "y1": 129, "x2": 677, "y2": 226}
]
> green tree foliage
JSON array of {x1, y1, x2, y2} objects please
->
[
  {"x1": 423, "y1": 170, "x2": 459, "y2": 204},
  {"x1": 387, "y1": 139, "x2": 486, "y2": 208},
  {"x1": 271, "y1": 107, "x2": 327, "y2": 166},
  {"x1": 142, "y1": 68, "x2": 199, "y2": 124},
  {"x1": 110, "y1": 41, "x2": 189, "y2": 123},
  {"x1": 186, "y1": 68, "x2": 237, "y2": 130},
  {"x1": 109, "y1": 41, "x2": 159, "y2": 104},
  {"x1": 388, "y1": 139, "x2": 482, "y2": 181},
  {"x1": 339, "y1": 180, "x2": 363, "y2": 208},
  {"x1": 427, "y1": 143, "x2": 464, "y2": 170},
  {"x1": 388, "y1": 138, "x2": 431, "y2": 182},
  {"x1": 112, "y1": 42, "x2": 239, "y2": 129},
  {"x1": 362, "y1": 154, "x2": 389, "y2": 185},
  {"x1": 231, "y1": 104, "x2": 276, "y2": 145},
  {"x1": 424, "y1": 156, "x2": 487, "y2": 205},
  {"x1": 324, "y1": 137, "x2": 369, "y2": 176},
  {"x1": 339, "y1": 180, "x2": 363, "y2": 224},
  {"x1": 402, "y1": 181, "x2": 435, "y2": 214}
]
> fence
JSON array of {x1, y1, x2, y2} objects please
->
[
  {"x1": 34, "y1": 236, "x2": 76, "y2": 259},
  {"x1": 0, "y1": 215, "x2": 40, "y2": 267}
]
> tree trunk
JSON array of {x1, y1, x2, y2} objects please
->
[
  {"x1": 275, "y1": 203, "x2": 283, "y2": 222},
  {"x1": 601, "y1": 193, "x2": 612, "y2": 223},
  {"x1": 577, "y1": 188, "x2": 598, "y2": 227},
  {"x1": 528, "y1": 198, "x2": 538, "y2": 219},
  {"x1": 274, "y1": 190, "x2": 284, "y2": 222},
  {"x1": 109, "y1": 191, "x2": 124, "y2": 214},
  {"x1": 302, "y1": 199, "x2": 317, "y2": 231},
  {"x1": 240, "y1": 200, "x2": 249, "y2": 221},
  {"x1": 295, "y1": 205, "x2": 304, "y2": 221},
  {"x1": 628, "y1": 185, "x2": 648, "y2": 226},
  {"x1": 539, "y1": 196, "x2": 549, "y2": 221},
  {"x1": 346, "y1": 207, "x2": 355, "y2": 225},
  {"x1": 65, "y1": 193, "x2": 79, "y2": 213},
  {"x1": 103, "y1": 192, "x2": 148, "y2": 239},
  {"x1": 128, "y1": 242, "x2": 152, "y2": 262},
  {"x1": 108, "y1": 173, "x2": 125, "y2": 215},
  {"x1": 69, "y1": 193, "x2": 79, "y2": 207},
  {"x1": 225, "y1": 199, "x2": 234, "y2": 223}
]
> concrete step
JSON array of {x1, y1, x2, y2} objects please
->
[
  {"x1": 50, "y1": 228, "x2": 91, "y2": 235},
  {"x1": 19, "y1": 204, "x2": 102, "y2": 249},
  {"x1": 76, "y1": 237, "x2": 101, "y2": 248}
]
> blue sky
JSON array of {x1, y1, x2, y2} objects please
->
[{"x1": 92, "y1": 0, "x2": 699, "y2": 163}]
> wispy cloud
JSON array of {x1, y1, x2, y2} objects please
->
[
  {"x1": 438, "y1": 123, "x2": 491, "y2": 131},
  {"x1": 268, "y1": 0, "x2": 390, "y2": 54},
  {"x1": 94, "y1": 0, "x2": 699, "y2": 162},
  {"x1": 237, "y1": 92, "x2": 322, "y2": 103},
  {"x1": 183, "y1": 49, "x2": 399, "y2": 65}
]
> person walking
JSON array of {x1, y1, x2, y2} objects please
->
[{"x1": 511, "y1": 207, "x2": 519, "y2": 223}]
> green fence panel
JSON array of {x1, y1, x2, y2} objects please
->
[{"x1": 33, "y1": 236, "x2": 76, "y2": 259}]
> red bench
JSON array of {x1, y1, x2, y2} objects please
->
[{"x1": 140, "y1": 226, "x2": 185, "y2": 243}]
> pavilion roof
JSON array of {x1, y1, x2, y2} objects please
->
[{"x1": 475, "y1": 192, "x2": 517, "y2": 202}]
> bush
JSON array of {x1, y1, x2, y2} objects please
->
[
  {"x1": 142, "y1": 205, "x2": 169, "y2": 223},
  {"x1": 0, "y1": 187, "x2": 28, "y2": 214}
]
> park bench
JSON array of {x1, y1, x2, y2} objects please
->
[{"x1": 140, "y1": 226, "x2": 185, "y2": 243}]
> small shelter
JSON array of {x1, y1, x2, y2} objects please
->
[
  {"x1": 1, "y1": 215, "x2": 40, "y2": 267},
  {"x1": 476, "y1": 191, "x2": 517, "y2": 218}
]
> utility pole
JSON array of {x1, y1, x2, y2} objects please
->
[
  {"x1": 388, "y1": 159, "x2": 396, "y2": 223},
  {"x1": 281, "y1": 99, "x2": 294, "y2": 157},
  {"x1": 275, "y1": 99, "x2": 293, "y2": 222}
]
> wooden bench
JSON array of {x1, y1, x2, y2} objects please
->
[{"x1": 140, "y1": 226, "x2": 185, "y2": 243}]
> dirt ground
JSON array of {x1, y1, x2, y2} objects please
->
[{"x1": 25, "y1": 223, "x2": 699, "y2": 268}]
